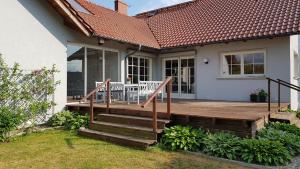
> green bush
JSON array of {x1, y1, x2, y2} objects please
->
[
  {"x1": 161, "y1": 126, "x2": 206, "y2": 151},
  {"x1": 49, "y1": 111, "x2": 89, "y2": 130},
  {"x1": 297, "y1": 111, "x2": 300, "y2": 119},
  {"x1": 267, "y1": 122, "x2": 300, "y2": 136},
  {"x1": 65, "y1": 114, "x2": 89, "y2": 130},
  {"x1": 203, "y1": 132, "x2": 241, "y2": 160},
  {"x1": 258, "y1": 128, "x2": 300, "y2": 156},
  {"x1": 0, "y1": 107, "x2": 24, "y2": 142},
  {"x1": 49, "y1": 110, "x2": 73, "y2": 127},
  {"x1": 240, "y1": 139, "x2": 291, "y2": 166}
]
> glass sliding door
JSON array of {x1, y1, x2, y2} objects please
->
[
  {"x1": 180, "y1": 58, "x2": 195, "y2": 95},
  {"x1": 67, "y1": 45, "x2": 85, "y2": 99},
  {"x1": 163, "y1": 57, "x2": 195, "y2": 99},
  {"x1": 67, "y1": 44, "x2": 120, "y2": 101},
  {"x1": 87, "y1": 48, "x2": 103, "y2": 94},
  {"x1": 105, "y1": 51, "x2": 119, "y2": 82},
  {"x1": 165, "y1": 59, "x2": 179, "y2": 94}
]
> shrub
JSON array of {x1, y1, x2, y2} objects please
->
[
  {"x1": 49, "y1": 110, "x2": 73, "y2": 127},
  {"x1": 0, "y1": 107, "x2": 24, "y2": 142},
  {"x1": 161, "y1": 126, "x2": 206, "y2": 151},
  {"x1": 49, "y1": 111, "x2": 89, "y2": 130},
  {"x1": 64, "y1": 114, "x2": 89, "y2": 130},
  {"x1": 297, "y1": 111, "x2": 300, "y2": 119},
  {"x1": 240, "y1": 139, "x2": 291, "y2": 166},
  {"x1": 203, "y1": 132, "x2": 241, "y2": 160},
  {"x1": 267, "y1": 122, "x2": 300, "y2": 136},
  {"x1": 258, "y1": 128, "x2": 300, "y2": 156}
]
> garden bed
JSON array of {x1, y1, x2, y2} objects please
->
[{"x1": 160, "y1": 122, "x2": 300, "y2": 167}]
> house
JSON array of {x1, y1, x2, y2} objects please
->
[{"x1": 1, "y1": 0, "x2": 300, "y2": 112}]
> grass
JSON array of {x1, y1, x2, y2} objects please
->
[{"x1": 0, "y1": 130, "x2": 250, "y2": 169}]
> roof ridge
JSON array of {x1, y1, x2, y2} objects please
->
[{"x1": 136, "y1": 0, "x2": 196, "y2": 18}]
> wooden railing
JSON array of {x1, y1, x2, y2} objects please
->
[
  {"x1": 80, "y1": 79, "x2": 111, "y2": 124},
  {"x1": 266, "y1": 77, "x2": 300, "y2": 112},
  {"x1": 141, "y1": 77, "x2": 172, "y2": 133}
]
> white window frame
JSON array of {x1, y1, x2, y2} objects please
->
[
  {"x1": 220, "y1": 49, "x2": 267, "y2": 78},
  {"x1": 126, "y1": 56, "x2": 152, "y2": 84}
]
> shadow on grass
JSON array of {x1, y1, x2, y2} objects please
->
[{"x1": 64, "y1": 138, "x2": 75, "y2": 149}]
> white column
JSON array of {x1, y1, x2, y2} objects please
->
[{"x1": 84, "y1": 47, "x2": 87, "y2": 96}]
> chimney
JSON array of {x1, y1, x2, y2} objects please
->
[{"x1": 115, "y1": 0, "x2": 128, "y2": 15}]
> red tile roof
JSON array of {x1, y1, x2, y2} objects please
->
[
  {"x1": 137, "y1": 0, "x2": 300, "y2": 48},
  {"x1": 62, "y1": 0, "x2": 300, "y2": 49},
  {"x1": 74, "y1": 0, "x2": 160, "y2": 49}
]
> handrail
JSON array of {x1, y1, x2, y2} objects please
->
[
  {"x1": 278, "y1": 79, "x2": 300, "y2": 91},
  {"x1": 80, "y1": 79, "x2": 111, "y2": 102},
  {"x1": 141, "y1": 77, "x2": 172, "y2": 133},
  {"x1": 80, "y1": 79, "x2": 111, "y2": 125},
  {"x1": 266, "y1": 77, "x2": 300, "y2": 112}
]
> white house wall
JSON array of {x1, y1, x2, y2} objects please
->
[
  {"x1": 195, "y1": 37, "x2": 291, "y2": 102},
  {"x1": 290, "y1": 35, "x2": 300, "y2": 110}
]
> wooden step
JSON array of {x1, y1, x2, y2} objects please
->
[
  {"x1": 78, "y1": 128, "x2": 156, "y2": 149},
  {"x1": 90, "y1": 121, "x2": 162, "y2": 140},
  {"x1": 109, "y1": 108, "x2": 170, "y2": 119},
  {"x1": 97, "y1": 114, "x2": 170, "y2": 129}
]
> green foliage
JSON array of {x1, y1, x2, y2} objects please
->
[
  {"x1": 297, "y1": 111, "x2": 300, "y2": 119},
  {"x1": 49, "y1": 111, "x2": 89, "y2": 130},
  {"x1": 0, "y1": 107, "x2": 24, "y2": 142},
  {"x1": 267, "y1": 122, "x2": 300, "y2": 136},
  {"x1": 258, "y1": 128, "x2": 300, "y2": 156},
  {"x1": 161, "y1": 126, "x2": 206, "y2": 151},
  {"x1": 203, "y1": 132, "x2": 241, "y2": 160},
  {"x1": 64, "y1": 114, "x2": 89, "y2": 130},
  {"x1": 0, "y1": 55, "x2": 59, "y2": 141},
  {"x1": 258, "y1": 89, "x2": 268, "y2": 97},
  {"x1": 49, "y1": 110, "x2": 73, "y2": 127},
  {"x1": 240, "y1": 139, "x2": 291, "y2": 166}
]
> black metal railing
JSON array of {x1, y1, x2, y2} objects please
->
[{"x1": 266, "y1": 77, "x2": 300, "y2": 112}]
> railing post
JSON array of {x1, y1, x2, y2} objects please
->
[
  {"x1": 278, "y1": 80, "x2": 281, "y2": 112},
  {"x1": 153, "y1": 96, "x2": 157, "y2": 133},
  {"x1": 268, "y1": 78, "x2": 271, "y2": 112},
  {"x1": 167, "y1": 80, "x2": 172, "y2": 118},
  {"x1": 90, "y1": 93, "x2": 94, "y2": 126},
  {"x1": 106, "y1": 80, "x2": 110, "y2": 114}
]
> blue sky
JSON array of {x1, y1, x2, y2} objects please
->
[{"x1": 90, "y1": 0, "x2": 191, "y2": 16}]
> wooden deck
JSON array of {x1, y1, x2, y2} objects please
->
[{"x1": 67, "y1": 99, "x2": 288, "y2": 137}]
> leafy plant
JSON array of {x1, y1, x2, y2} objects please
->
[
  {"x1": 258, "y1": 89, "x2": 268, "y2": 97},
  {"x1": 0, "y1": 55, "x2": 59, "y2": 140},
  {"x1": 258, "y1": 128, "x2": 300, "y2": 156},
  {"x1": 267, "y1": 122, "x2": 300, "y2": 136},
  {"x1": 240, "y1": 139, "x2": 291, "y2": 166},
  {"x1": 161, "y1": 126, "x2": 206, "y2": 151},
  {"x1": 48, "y1": 111, "x2": 89, "y2": 130},
  {"x1": 49, "y1": 110, "x2": 73, "y2": 127},
  {"x1": 203, "y1": 132, "x2": 241, "y2": 160},
  {"x1": 0, "y1": 107, "x2": 24, "y2": 142},
  {"x1": 64, "y1": 114, "x2": 89, "y2": 130}
]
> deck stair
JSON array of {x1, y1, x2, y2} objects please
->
[
  {"x1": 270, "y1": 111, "x2": 300, "y2": 127},
  {"x1": 78, "y1": 108, "x2": 170, "y2": 149}
]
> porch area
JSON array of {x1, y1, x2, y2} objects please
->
[{"x1": 67, "y1": 99, "x2": 282, "y2": 138}]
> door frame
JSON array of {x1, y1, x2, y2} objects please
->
[{"x1": 162, "y1": 55, "x2": 196, "y2": 99}]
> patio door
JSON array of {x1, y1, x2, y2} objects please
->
[{"x1": 163, "y1": 57, "x2": 195, "y2": 99}]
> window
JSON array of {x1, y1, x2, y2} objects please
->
[
  {"x1": 221, "y1": 50, "x2": 266, "y2": 77},
  {"x1": 127, "y1": 56, "x2": 151, "y2": 84}
]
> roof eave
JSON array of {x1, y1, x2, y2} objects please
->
[{"x1": 48, "y1": 0, "x2": 94, "y2": 37}]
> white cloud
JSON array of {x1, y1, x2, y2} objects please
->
[{"x1": 139, "y1": 0, "x2": 192, "y2": 13}]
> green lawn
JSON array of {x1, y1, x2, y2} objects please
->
[{"x1": 0, "y1": 130, "x2": 249, "y2": 169}]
